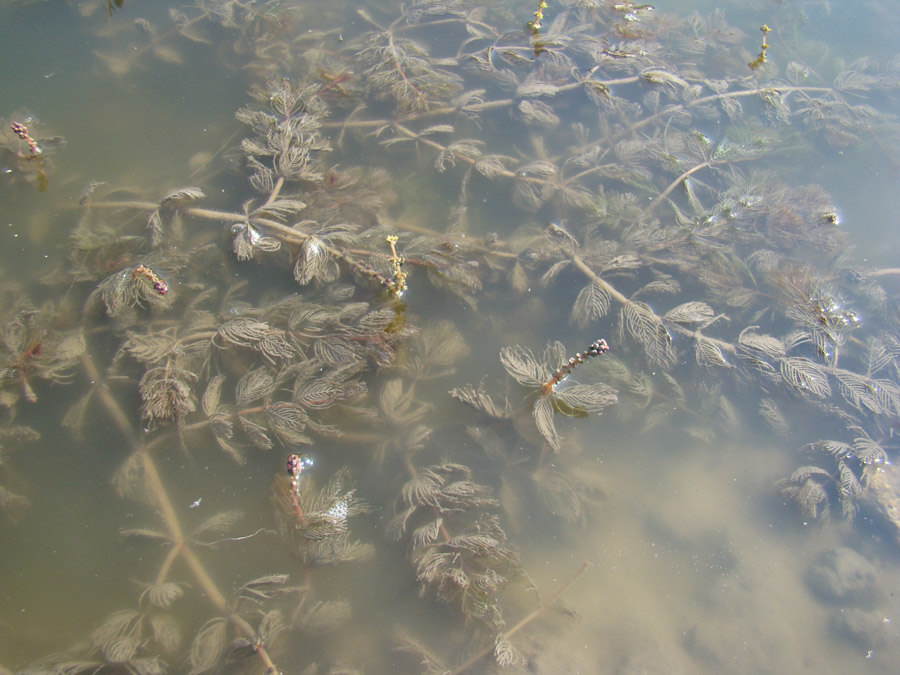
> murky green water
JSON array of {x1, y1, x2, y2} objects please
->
[{"x1": 2, "y1": 0, "x2": 900, "y2": 673}]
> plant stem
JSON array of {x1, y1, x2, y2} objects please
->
[
  {"x1": 648, "y1": 160, "x2": 712, "y2": 211},
  {"x1": 451, "y1": 561, "x2": 591, "y2": 673},
  {"x1": 262, "y1": 176, "x2": 285, "y2": 208},
  {"x1": 80, "y1": 351, "x2": 281, "y2": 673},
  {"x1": 563, "y1": 247, "x2": 736, "y2": 357}
]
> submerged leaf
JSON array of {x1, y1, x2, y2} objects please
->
[
  {"x1": 235, "y1": 366, "x2": 275, "y2": 405},
  {"x1": 780, "y1": 357, "x2": 831, "y2": 398},
  {"x1": 571, "y1": 281, "x2": 611, "y2": 327},
  {"x1": 664, "y1": 301, "x2": 715, "y2": 324},
  {"x1": 533, "y1": 395, "x2": 561, "y2": 451},
  {"x1": 201, "y1": 375, "x2": 226, "y2": 416},
  {"x1": 161, "y1": 187, "x2": 205, "y2": 204},
  {"x1": 554, "y1": 383, "x2": 617, "y2": 413},
  {"x1": 141, "y1": 582, "x2": 185, "y2": 609},
  {"x1": 192, "y1": 509, "x2": 244, "y2": 537},
  {"x1": 188, "y1": 617, "x2": 228, "y2": 674},
  {"x1": 499, "y1": 344, "x2": 545, "y2": 387},
  {"x1": 621, "y1": 301, "x2": 674, "y2": 367},
  {"x1": 449, "y1": 383, "x2": 512, "y2": 419}
]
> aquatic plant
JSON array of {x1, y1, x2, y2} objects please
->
[
  {"x1": 3, "y1": 0, "x2": 900, "y2": 671},
  {"x1": 0, "y1": 113, "x2": 64, "y2": 191}
]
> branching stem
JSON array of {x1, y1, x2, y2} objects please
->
[
  {"x1": 80, "y1": 352, "x2": 281, "y2": 673},
  {"x1": 451, "y1": 561, "x2": 591, "y2": 673}
]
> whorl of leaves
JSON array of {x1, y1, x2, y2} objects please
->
[
  {"x1": 232, "y1": 223, "x2": 281, "y2": 261},
  {"x1": 103, "y1": 636, "x2": 140, "y2": 664},
  {"x1": 266, "y1": 402, "x2": 311, "y2": 445},
  {"x1": 112, "y1": 451, "x2": 150, "y2": 504},
  {"x1": 277, "y1": 467, "x2": 372, "y2": 566},
  {"x1": 494, "y1": 637, "x2": 526, "y2": 668},
  {"x1": 449, "y1": 382, "x2": 512, "y2": 419},
  {"x1": 91, "y1": 265, "x2": 174, "y2": 317},
  {"x1": 149, "y1": 613, "x2": 181, "y2": 655},
  {"x1": 125, "y1": 329, "x2": 179, "y2": 365},
  {"x1": 140, "y1": 582, "x2": 185, "y2": 609},
  {"x1": 838, "y1": 460, "x2": 862, "y2": 519},
  {"x1": 737, "y1": 330, "x2": 786, "y2": 360},
  {"x1": 90, "y1": 610, "x2": 142, "y2": 648},
  {"x1": 413, "y1": 513, "x2": 521, "y2": 624},
  {"x1": 533, "y1": 467, "x2": 586, "y2": 522},
  {"x1": 294, "y1": 235, "x2": 336, "y2": 285},
  {"x1": 412, "y1": 517, "x2": 443, "y2": 548},
  {"x1": 694, "y1": 334, "x2": 730, "y2": 369},
  {"x1": 358, "y1": 33, "x2": 463, "y2": 113},
  {"x1": 380, "y1": 377, "x2": 432, "y2": 426},
  {"x1": 201, "y1": 374, "x2": 226, "y2": 416},
  {"x1": 234, "y1": 573, "x2": 291, "y2": 605},
  {"x1": 139, "y1": 365, "x2": 198, "y2": 423}
]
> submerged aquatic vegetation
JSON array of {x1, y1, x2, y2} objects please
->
[
  {"x1": 4, "y1": 0, "x2": 900, "y2": 671},
  {"x1": 274, "y1": 454, "x2": 374, "y2": 566},
  {"x1": 453, "y1": 336, "x2": 617, "y2": 450},
  {"x1": 0, "y1": 113, "x2": 64, "y2": 191}
]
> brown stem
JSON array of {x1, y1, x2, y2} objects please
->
[
  {"x1": 318, "y1": 74, "x2": 638, "y2": 131},
  {"x1": 389, "y1": 121, "x2": 557, "y2": 194},
  {"x1": 80, "y1": 352, "x2": 281, "y2": 673},
  {"x1": 262, "y1": 176, "x2": 285, "y2": 209},
  {"x1": 85, "y1": 200, "x2": 246, "y2": 223},
  {"x1": 565, "y1": 250, "x2": 736, "y2": 356},
  {"x1": 624, "y1": 85, "x2": 834, "y2": 140},
  {"x1": 648, "y1": 160, "x2": 712, "y2": 211},
  {"x1": 155, "y1": 540, "x2": 182, "y2": 585},
  {"x1": 451, "y1": 561, "x2": 591, "y2": 673}
]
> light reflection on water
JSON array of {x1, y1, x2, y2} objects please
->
[{"x1": 1, "y1": 0, "x2": 900, "y2": 673}]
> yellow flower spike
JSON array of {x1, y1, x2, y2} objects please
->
[
  {"x1": 385, "y1": 235, "x2": 408, "y2": 297},
  {"x1": 529, "y1": 0, "x2": 548, "y2": 33},
  {"x1": 748, "y1": 23, "x2": 772, "y2": 71}
]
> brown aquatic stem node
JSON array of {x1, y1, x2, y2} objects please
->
[{"x1": 541, "y1": 338, "x2": 609, "y2": 395}]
